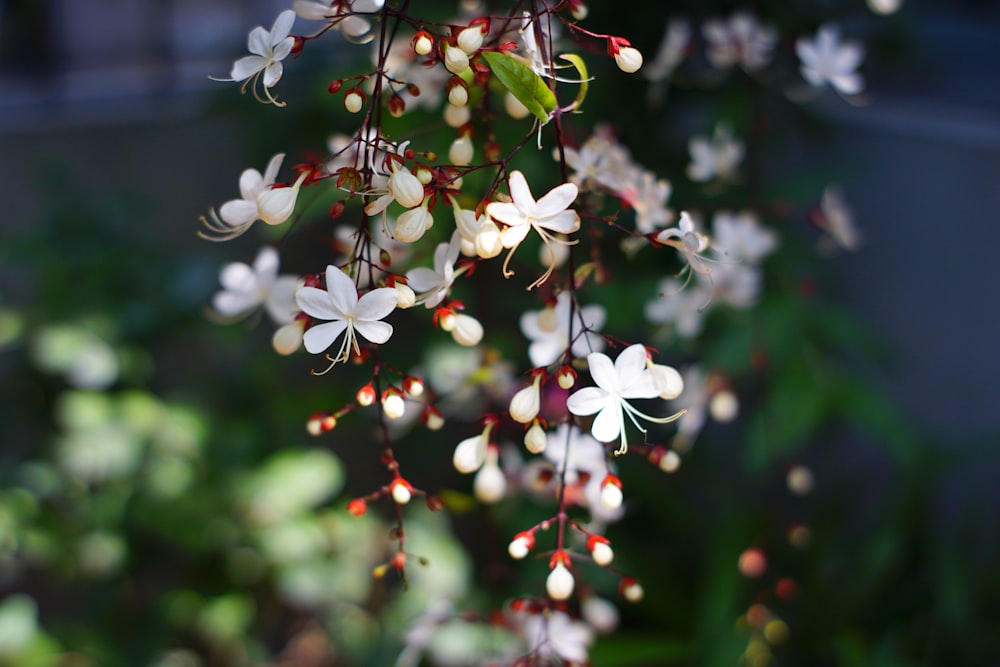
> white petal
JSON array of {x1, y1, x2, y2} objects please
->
[
  {"x1": 264, "y1": 276, "x2": 300, "y2": 324},
  {"x1": 262, "y1": 153, "x2": 285, "y2": 187},
  {"x1": 506, "y1": 171, "x2": 536, "y2": 213},
  {"x1": 354, "y1": 287, "x2": 398, "y2": 322},
  {"x1": 213, "y1": 291, "x2": 259, "y2": 317},
  {"x1": 262, "y1": 61, "x2": 284, "y2": 88},
  {"x1": 590, "y1": 403, "x2": 622, "y2": 443},
  {"x1": 566, "y1": 386, "x2": 610, "y2": 417},
  {"x1": 219, "y1": 262, "x2": 256, "y2": 292},
  {"x1": 354, "y1": 319, "x2": 393, "y2": 345},
  {"x1": 247, "y1": 27, "x2": 271, "y2": 57},
  {"x1": 324, "y1": 265, "x2": 359, "y2": 315},
  {"x1": 271, "y1": 36, "x2": 295, "y2": 61},
  {"x1": 534, "y1": 182, "x2": 578, "y2": 218},
  {"x1": 218, "y1": 199, "x2": 259, "y2": 226},
  {"x1": 406, "y1": 267, "x2": 442, "y2": 292},
  {"x1": 238, "y1": 168, "x2": 265, "y2": 201},
  {"x1": 230, "y1": 55, "x2": 266, "y2": 82},
  {"x1": 586, "y1": 352, "x2": 618, "y2": 392},
  {"x1": 253, "y1": 246, "x2": 280, "y2": 282},
  {"x1": 296, "y1": 286, "x2": 339, "y2": 320},
  {"x1": 303, "y1": 320, "x2": 348, "y2": 354},
  {"x1": 271, "y1": 10, "x2": 297, "y2": 43},
  {"x1": 499, "y1": 222, "x2": 530, "y2": 248},
  {"x1": 832, "y1": 72, "x2": 863, "y2": 96},
  {"x1": 539, "y1": 209, "x2": 580, "y2": 234},
  {"x1": 485, "y1": 202, "x2": 524, "y2": 227},
  {"x1": 615, "y1": 344, "x2": 652, "y2": 393}
]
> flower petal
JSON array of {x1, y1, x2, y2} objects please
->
[
  {"x1": 296, "y1": 285, "x2": 339, "y2": 320},
  {"x1": 219, "y1": 262, "x2": 256, "y2": 292},
  {"x1": 534, "y1": 182, "x2": 578, "y2": 218},
  {"x1": 238, "y1": 168, "x2": 265, "y2": 201},
  {"x1": 406, "y1": 267, "x2": 442, "y2": 293},
  {"x1": 586, "y1": 351, "x2": 617, "y2": 392},
  {"x1": 253, "y1": 246, "x2": 280, "y2": 282},
  {"x1": 303, "y1": 320, "x2": 348, "y2": 354},
  {"x1": 566, "y1": 386, "x2": 609, "y2": 416},
  {"x1": 264, "y1": 275, "x2": 300, "y2": 324},
  {"x1": 324, "y1": 265, "x2": 359, "y2": 315},
  {"x1": 262, "y1": 153, "x2": 285, "y2": 187},
  {"x1": 247, "y1": 27, "x2": 271, "y2": 57},
  {"x1": 506, "y1": 171, "x2": 536, "y2": 214},
  {"x1": 615, "y1": 344, "x2": 651, "y2": 392},
  {"x1": 485, "y1": 202, "x2": 524, "y2": 227},
  {"x1": 538, "y1": 209, "x2": 580, "y2": 234},
  {"x1": 218, "y1": 199, "x2": 259, "y2": 226},
  {"x1": 354, "y1": 319, "x2": 393, "y2": 345},
  {"x1": 270, "y1": 9, "x2": 297, "y2": 44},
  {"x1": 355, "y1": 287, "x2": 398, "y2": 321},
  {"x1": 590, "y1": 403, "x2": 623, "y2": 443},
  {"x1": 229, "y1": 55, "x2": 266, "y2": 82},
  {"x1": 262, "y1": 61, "x2": 284, "y2": 88},
  {"x1": 499, "y1": 222, "x2": 530, "y2": 248},
  {"x1": 213, "y1": 291, "x2": 259, "y2": 317}
]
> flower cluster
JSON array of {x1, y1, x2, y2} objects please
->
[{"x1": 200, "y1": 1, "x2": 892, "y2": 663}]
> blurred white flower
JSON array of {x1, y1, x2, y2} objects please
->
[
  {"x1": 703, "y1": 12, "x2": 777, "y2": 73},
  {"x1": 212, "y1": 246, "x2": 299, "y2": 325},
  {"x1": 519, "y1": 291, "x2": 605, "y2": 368},
  {"x1": 687, "y1": 125, "x2": 744, "y2": 183},
  {"x1": 796, "y1": 24, "x2": 865, "y2": 96}
]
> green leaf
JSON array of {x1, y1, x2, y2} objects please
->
[
  {"x1": 558, "y1": 53, "x2": 590, "y2": 112},
  {"x1": 482, "y1": 51, "x2": 556, "y2": 123}
]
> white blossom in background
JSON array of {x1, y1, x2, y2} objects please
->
[
  {"x1": 519, "y1": 609, "x2": 595, "y2": 665},
  {"x1": 644, "y1": 277, "x2": 711, "y2": 339},
  {"x1": 200, "y1": 153, "x2": 285, "y2": 240},
  {"x1": 563, "y1": 129, "x2": 637, "y2": 193},
  {"x1": 644, "y1": 19, "x2": 691, "y2": 83},
  {"x1": 707, "y1": 262, "x2": 763, "y2": 309},
  {"x1": 519, "y1": 291, "x2": 605, "y2": 368},
  {"x1": 212, "y1": 246, "x2": 300, "y2": 324},
  {"x1": 295, "y1": 265, "x2": 398, "y2": 361},
  {"x1": 796, "y1": 24, "x2": 865, "y2": 96},
  {"x1": 539, "y1": 424, "x2": 624, "y2": 524},
  {"x1": 711, "y1": 210, "x2": 778, "y2": 264},
  {"x1": 817, "y1": 184, "x2": 863, "y2": 252},
  {"x1": 687, "y1": 125, "x2": 745, "y2": 183},
  {"x1": 668, "y1": 365, "x2": 709, "y2": 452},
  {"x1": 213, "y1": 10, "x2": 297, "y2": 106},
  {"x1": 703, "y1": 12, "x2": 777, "y2": 73},
  {"x1": 655, "y1": 211, "x2": 714, "y2": 277},
  {"x1": 295, "y1": 0, "x2": 384, "y2": 42},
  {"x1": 374, "y1": 31, "x2": 450, "y2": 111}
]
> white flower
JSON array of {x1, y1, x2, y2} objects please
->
[
  {"x1": 200, "y1": 154, "x2": 284, "y2": 240},
  {"x1": 703, "y1": 12, "x2": 777, "y2": 73},
  {"x1": 566, "y1": 344, "x2": 684, "y2": 455},
  {"x1": 521, "y1": 610, "x2": 594, "y2": 664},
  {"x1": 519, "y1": 292, "x2": 605, "y2": 368},
  {"x1": 295, "y1": 265, "x2": 398, "y2": 363},
  {"x1": 214, "y1": 10, "x2": 297, "y2": 106},
  {"x1": 487, "y1": 171, "x2": 580, "y2": 290},
  {"x1": 644, "y1": 19, "x2": 691, "y2": 83},
  {"x1": 711, "y1": 210, "x2": 778, "y2": 264},
  {"x1": 687, "y1": 125, "x2": 744, "y2": 183},
  {"x1": 644, "y1": 277, "x2": 711, "y2": 339},
  {"x1": 796, "y1": 24, "x2": 865, "y2": 96},
  {"x1": 655, "y1": 211, "x2": 714, "y2": 277},
  {"x1": 406, "y1": 232, "x2": 467, "y2": 308},
  {"x1": 257, "y1": 172, "x2": 307, "y2": 226},
  {"x1": 294, "y1": 0, "x2": 383, "y2": 41},
  {"x1": 212, "y1": 246, "x2": 299, "y2": 324}
]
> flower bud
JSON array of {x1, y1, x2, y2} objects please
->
[
  {"x1": 474, "y1": 449, "x2": 506, "y2": 504},
  {"x1": 588, "y1": 536, "x2": 614, "y2": 566},
  {"x1": 389, "y1": 167, "x2": 425, "y2": 209},
  {"x1": 412, "y1": 31, "x2": 434, "y2": 56},
  {"x1": 394, "y1": 203, "x2": 433, "y2": 243},
  {"x1": 347, "y1": 498, "x2": 367, "y2": 516},
  {"x1": 504, "y1": 91, "x2": 531, "y2": 119},
  {"x1": 453, "y1": 433, "x2": 488, "y2": 474},
  {"x1": 444, "y1": 102, "x2": 471, "y2": 128},
  {"x1": 581, "y1": 596, "x2": 619, "y2": 634},
  {"x1": 456, "y1": 25, "x2": 485, "y2": 54},
  {"x1": 344, "y1": 89, "x2": 365, "y2": 113},
  {"x1": 546, "y1": 555, "x2": 575, "y2": 601},
  {"x1": 447, "y1": 84, "x2": 469, "y2": 107},
  {"x1": 614, "y1": 46, "x2": 643, "y2": 73},
  {"x1": 390, "y1": 479, "x2": 413, "y2": 504},
  {"x1": 449, "y1": 136, "x2": 474, "y2": 166},
  {"x1": 257, "y1": 172, "x2": 307, "y2": 226},
  {"x1": 381, "y1": 388, "x2": 406, "y2": 419},
  {"x1": 272, "y1": 319, "x2": 304, "y2": 355},
  {"x1": 475, "y1": 220, "x2": 503, "y2": 258},
  {"x1": 422, "y1": 405, "x2": 445, "y2": 430},
  {"x1": 403, "y1": 376, "x2": 424, "y2": 397},
  {"x1": 621, "y1": 578, "x2": 644, "y2": 602},
  {"x1": 524, "y1": 421, "x2": 547, "y2": 454},
  {"x1": 647, "y1": 363, "x2": 683, "y2": 399},
  {"x1": 600, "y1": 474, "x2": 623, "y2": 510},
  {"x1": 451, "y1": 313, "x2": 483, "y2": 346},
  {"x1": 557, "y1": 365, "x2": 577, "y2": 390},
  {"x1": 508, "y1": 375, "x2": 541, "y2": 424},
  {"x1": 443, "y1": 44, "x2": 470, "y2": 75},
  {"x1": 394, "y1": 282, "x2": 416, "y2": 309},
  {"x1": 709, "y1": 390, "x2": 739, "y2": 422},
  {"x1": 508, "y1": 531, "x2": 535, "y2": 560},
  {"x1": 659, "y1": 449, "x2": 681, "y2": 473},
  {"x1": 356, "y1": 382, "x2": 376, "y2": 406}
]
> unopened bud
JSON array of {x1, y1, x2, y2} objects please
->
[
  {"x1": 272, "y1": 320, "x2": 304, "y2": 355},
  {"x1": 394, "y1": 282, "x2": 416, "y2": 309},
  {"x1": 403, "y1": 376, "x2": 425, "y2": 397},
  {"x1": 524, "y1": 421, "x2": 547, "y2": 454},
  {"x1": 391, "y1": 479, "x2": 413, "y2": 504},
  {"x1": 614, "y1": 46, "x2": 643, "y2": 73},
  {"x1": 443, "y1": 44, "x2": 470, "y2": 75},
  {"x1": 504, "y1": 91, "x2": 531, "y2": 119},
  {"x1": 588, "y1": 536, "x2": 614, "y2": 566},
  {"x1": 257, "y1": 172, "x2": 306, "y2": 226},
  {"x1": 449, "y1": 136, "x2": 474, "y2": 166},
  {"x1": 412, "y1": 31, "x2": 434, "y2": 56},
  {"x1": 423, "y1": 405, "x2": 444, "y2": 430},
  {"x1": 388, "y1": 167, "x2": 424, "y2": 209},
  {"x1": 344, "y1": 89, "x2": 365, "y2": 113},
  {"x1": 475, "y1": 220, "x2": 503, "y2": 258},
  {"x1": 444, "y1": 102, "x2": 471, "y2": 127},
  {"x1": 473, "y1": 449, "x2": 506, "y2": 504},
  {"x1": 456, "y1": 25, "x2": 485, "y2": 54},
  {"x1": 621, "y1": 578, "x2": 644, "y2": 602},
  {"x1": 356, "y1": 383, "x2": 376, "y2": 406},
  {"x1": 381, "y1": 388, "x2": 406, "y2": 419},
  {"x1": 394, "y1": 203, "x2": 433, "y2": 243},
  {"x1": 557, "y1": 365, "x2": 577, "y2": 389},
  {"x1": 508, "y1": 374, "x2": 541, "y2": 423},
  {"x1": 508, "y1": 532, "x2": 535, "y2": 560},
  {"x1": 600, "y1": 475, "x2": 623, "y2": 510},
  {"x1": 447, "y1": 84, "x2": 469, "y2": 107},
  {"x1": 546, "y1": 555, "x2": 575, "y2": 601},
  {"x1": 451, "y1": 313, "x2": 484, "y2": 346}
]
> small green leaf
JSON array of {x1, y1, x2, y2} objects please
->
[
  {"x1": 558, "y1": 53, "x2": 590, "y2": 112},
  {"x1": 482, "y1": 51, "x2": 556, "y2": 123}
]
